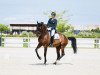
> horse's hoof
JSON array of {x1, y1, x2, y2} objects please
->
[
  {"x1": 57, "y1": 58, "x2": 61, "y2": 60},
  {"x1": 44, "y1": 61, "x2": 47, "y2": 65},
  {"x1": 38, "y1": 57, "x2": 42, "y2": 60},
  {"x1": 53, "y1": 62, "x2": 57, "y2": 65},
  {"x1": 44, "y1": 62, "x2": 47, "y2": 65}
]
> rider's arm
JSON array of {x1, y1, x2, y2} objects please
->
[
  {"x1": 54, "y1": 19, "x2": 57, "y2": 27},
  {"x1": 52, "y1": 19, "x2": 57, "y2": 29},
  {"x1": 47, "y1": 18, "x2": 51, "y2": 27}
]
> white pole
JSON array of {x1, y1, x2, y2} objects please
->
[{"x1": 28, "y1": 32, "x2": 29, "y2": 48}]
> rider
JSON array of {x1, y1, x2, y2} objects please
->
[{"x1": 47, "y1": 12, "x2": 57, "y2": 46}]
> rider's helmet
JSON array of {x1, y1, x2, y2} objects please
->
[{"x1": 51, "y1": 12, "x2": 56, "y2": 17}]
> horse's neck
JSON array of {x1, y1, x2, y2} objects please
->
[
  {"x1": 42, "y1": 30, "x2": 48, "y2": 35},
  {"x1": 39, "y1": 31, "x2": 49, "y2": 38}
]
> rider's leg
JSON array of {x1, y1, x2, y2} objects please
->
[
  {"x1": 50, "y1": 29, "x2": 55, "y2": 47},
  {"x1": 51, "y1": 29, "x2": 55, "y2": 36},
  {"x1": 50, "y1": 36, "x2": 54, "y2": 44}
]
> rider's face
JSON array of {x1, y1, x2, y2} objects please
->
[{"x1": 51, "y1": 15, "x2": 55, "y2": 18}]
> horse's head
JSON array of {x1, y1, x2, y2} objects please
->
[{"x1": 36, "y1": 21, "x2": 47, "y2": 36}]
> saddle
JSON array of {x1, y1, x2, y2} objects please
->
[
  {"x1": 47, "y1": 28, "x2": 60, "y2": 39},
  {"x1": 54, "y1": 33, "x2": 60, "y2": 39}
]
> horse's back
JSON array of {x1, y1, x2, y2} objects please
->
[
  {"x1": 59, "y1": 33, "x2": 68, "y2": 45},
  {"x1": 53, "y1": 33, "x2": 68, "y2": 47}
]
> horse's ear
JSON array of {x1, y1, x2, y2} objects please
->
[
  {"x1": 37, "y1": 21, "x2": 39, "y2": 24},
  {"x1": 41, "y1": 22, "x2": 44, "y2": 25},
  {"x1": 37, "y1": 21, "x2": 39, "y2": 27}
]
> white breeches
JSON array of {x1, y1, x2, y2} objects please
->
[
  {"x1": 47, "y1": 27, "x2": 55, "y2": 36},
  {"x1": 51, "y1": 29, "x2": 55, "y2": 36}
]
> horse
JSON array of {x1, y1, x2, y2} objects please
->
[{"x1": 35, "y1": 22, "x2": 77, "y2": 65}]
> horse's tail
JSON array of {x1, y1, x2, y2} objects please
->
[{"x1": 68, "y1": 37, "x2": 77, "y2": 54}]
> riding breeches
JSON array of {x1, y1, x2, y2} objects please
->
[{"x1": 51, "y1": 29, "x2": 55, "y2": 36}]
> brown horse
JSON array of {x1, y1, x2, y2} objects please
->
[{"x1": 35, "y1": 22, "x2": 77, "y2": 65}]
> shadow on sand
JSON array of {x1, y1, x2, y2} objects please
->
[{"x1": 29, "y1": 63, "x2": 73, "y2": 66}]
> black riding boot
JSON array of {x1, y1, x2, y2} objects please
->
[{"x1": 50, "y1": 36, "x2": 54, "y2": 47}]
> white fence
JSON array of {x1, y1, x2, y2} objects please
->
[
  {"x1": 4, "y1": 37, "x2": 23, "y2": 47},
  {"x1": 67, "y1": 38, "x2": 100, "y2": 48},
  {"x1": 2, "y1": 37, "x2": 100, "y2": 48}
]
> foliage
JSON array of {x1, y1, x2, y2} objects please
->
[
  {"x1": 29, "y1": 32, "x2": 36, "y2": 37},
  {"x1": 0, "y1": 24, "x2": 10, "y2": 40},
  {"x1": 6, "y1": 34, "x2": 20, "y2": 37},
  {"x1": 21, "y1": 31, "x2": 36, "y2": 37},
  {"x1": 21, "y1": 31, "x2": 28, "y2": 37},
  {"x1": 5, "y1": 31, "x2": 36, "y2": 37},
  {"x1": 63, "y1": 30, "x2": 100, "y2": 38},
  {"x1": 91, "y1": 27, "x2": 100, "y2": 33},
  {"x1": 74, "y1": 31, "x2": 100, "y2": 38},
  {"x1": 29, "y1": 32, "x2": 33, "y2": 37},
  {"x1": 76, "y1": 31, "x2": 96, "y2": 38},
  {"x1": 63, "y1": 32, "x2": 75, "y2": 37},
  {"x1": 0, "y1": 24, "x2": 10, "y2": 32}
]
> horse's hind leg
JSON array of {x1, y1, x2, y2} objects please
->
[
  {"x1": 59, "y1": 46, "x2": 66, "y2": 60},
  {"x1": 35, "y1": 43, "x2": 42, "y2": 60},
  {"x1": 44, "y1": 47, "x2": 47, "y2": 64},
  {"x1": 56, "y1": 46, "x2": 61, "y2": 60}
]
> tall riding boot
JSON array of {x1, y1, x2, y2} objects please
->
[{"x1": 50, "y1": 36, "x2": 54, "y2": 47}]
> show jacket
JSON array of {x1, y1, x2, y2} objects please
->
[{"x1": 47, "y1": 18, "x2": 57, "y2": 30}]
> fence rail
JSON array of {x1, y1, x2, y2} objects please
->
[{"x1": 1, "y1": 37, "x2": 100, "y2": 48}]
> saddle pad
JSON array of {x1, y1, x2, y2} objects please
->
[{"x1": 54, "y1": 33, "x2": 60, "y2": 39}]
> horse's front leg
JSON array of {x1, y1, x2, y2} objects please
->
[
  {"x1": 44, "y1": 47, "x2": 47, "y2": 64},
  {"x1": 53, "y1": 46, "x2": 61, "y2": 65},
  {"x1": 35, "y1": 43, "x2": 42, "y2": 60}
]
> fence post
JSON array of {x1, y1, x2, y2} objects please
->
[
  {"x1": 0, "y1": 37, "x2": 1, "y2": 46},
  {"x1": 95, "y1": 38, "x2": 99, "y2": 48},
  {"x1": 28, "y1": 33, "x2": 30, "y2": 48},
  {"x1": 96, "y1": 38, "x2": 99, "y2": 48}
]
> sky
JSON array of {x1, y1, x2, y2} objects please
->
[{"x1": 0, "y1": 0, "x2": 100, "y2": 26}]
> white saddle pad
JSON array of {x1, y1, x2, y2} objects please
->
[
  {"x1": 47, "y1": 28, "x2": 60, "y2": 39},
  {"x1": 54, "y1": 33, "x2": 60, "y2": 39}
]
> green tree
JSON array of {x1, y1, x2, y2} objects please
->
[
  {"x1": 0, "y1": 24, "x2": 10, "y2": 36},
  {"x1": 29, "y1": 32, "x2": 33, "y2": 37},
  {"x1": 29, "y1": 31, "x2": 37, "y2": 37},
  {"x1": 91, "y1": 27, "x2": 100, "y2": 33},
  {"x1": 0, "y1": 24, "x2": 10, "y2": 46},
  {"x1": 21, "y1": 31, "x2": 28, "y2": 37}
]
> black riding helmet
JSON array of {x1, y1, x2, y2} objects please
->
[{"x1": 51, "y1": 12, "x2": 56, "y2": 16}]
